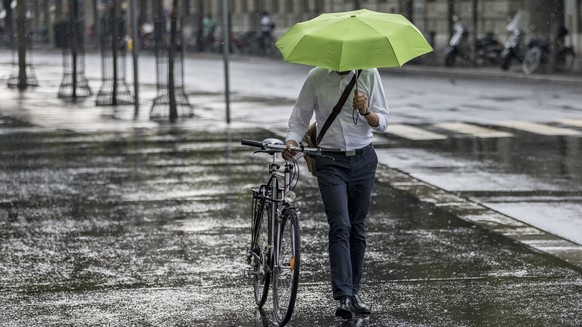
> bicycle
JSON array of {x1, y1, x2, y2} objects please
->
[{"x1": 241, "y1": 137, "x2": 330, "y2": 326}]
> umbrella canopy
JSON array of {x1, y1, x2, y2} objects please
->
[{"x1": 276, "y1": 9, "x2": 433, "y2": 71}]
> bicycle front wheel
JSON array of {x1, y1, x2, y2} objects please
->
[{"x1": 273, "y1": 208, "x2": 300, "y2": 326}]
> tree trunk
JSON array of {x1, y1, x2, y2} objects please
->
[
  {"x1": 70, "y1": 0, "x2": 78, "y2": 98},
  {"x1": 197, "y1": 0, "x2": 204, "y2": 52},
  {"x1": 138, "y1": 0, "x2": 148, "y2": 26},
  {"x1": 168, "y1": 0, "x2": 179, "y2": 121},
  {"x1": 472, "y1": 0, "x2": 478, "y2": 66},
  {"x1": 56, "y1": 0, "x2": 63, "y2": 17},
  {"x1": 406, "y1": 0, "x2": 414, "y2": 23},
  {"x1": 314, "y1": 0, "x2": 323, "y2": 15},
  {"x1": 2, "y1": 0, "x2": 12, "y2": 46},
  {"x1": 93, "y1": 0, "x2": 99, "y2": 47},
  {"x1": 43, "y1": 0, "x2": 50, "y2": 43},
  {"x1": 16, "y1": 0, "x2": 28, "y2": 89},
  {"x1": 548, "y1": 1, "x2": 565, "y2": 74},
  {"x1": 112, "y1": 0, "x2": 119, "y2": 105}
]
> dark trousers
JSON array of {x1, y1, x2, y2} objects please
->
[{"x1": 315, "y1": 144, "x2": 377, "y2": 300}]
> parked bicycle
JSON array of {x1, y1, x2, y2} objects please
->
[{"x1": 242, "y1": 138, "x2": 331, "y2": 326}]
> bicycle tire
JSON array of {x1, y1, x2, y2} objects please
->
[
  {"x1": 522, "y1": 47, "x2": 542, "y2": 74},
  {"x1": 252, "y1": 192, "x2": 271, "y2": 307},
  {"x1": 273, "y1": 207, "x2": 301, "y2": 326}
]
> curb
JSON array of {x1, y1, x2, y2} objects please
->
[{"x1": 386, "y1": 64, "x2": 582, "y2": 86}]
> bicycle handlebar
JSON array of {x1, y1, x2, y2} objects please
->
[
  {"x1": 241, "y1": 139, "x2": 264, "y2": 148},
  {"x1": 241, "y1": 138, "x2": 333, "y2": 158}
]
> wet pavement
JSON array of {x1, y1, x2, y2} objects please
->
[
  {"x1": 1, "y1": 51, "x2": 582, "y2": 326},
  {"x1": 381, "y1": 132, "x2": 582, "y2": 245},
  {"x1": 1, "y1": 113, "x2": 582, "y2": 326}
]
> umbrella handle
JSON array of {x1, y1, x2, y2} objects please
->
[{"x1": 354, "y1": 70, "x2": 360, "y2": 95}]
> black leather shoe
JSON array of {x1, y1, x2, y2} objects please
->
[
  {"x1": 352, "y1": 294, "x2": 371, "y2": 314},
  {"x1": 335, "y1": 297, "x2": 354, "y2": 319}
]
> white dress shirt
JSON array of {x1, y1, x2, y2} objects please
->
[{"x1": 286, "y1": 68, "x2": 389, "y2": 151}]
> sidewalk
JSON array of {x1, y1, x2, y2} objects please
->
[
  {"x1": 3, "y1": 48, "x2": 582, "y2": 86},
  {"x1": 216, "y1": 49, "x2": 582, "y2": 85},
  {"x1": 399, "y1": 64, "x2": 582, "y2": 85}
]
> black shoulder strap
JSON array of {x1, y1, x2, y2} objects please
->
[{"x1": 316, "y1": 70, "x2": 361, "y2": 145}]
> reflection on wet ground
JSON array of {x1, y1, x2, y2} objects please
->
[
  {"x1": 383, "y1": 132, "x2": 582, "y2": 185},
  {"x1": 1, "y1": 125, "x2": 581, "y2": 326},
  {"x1": 379, "y1": 131, "x2": 582, "y2": 245}
]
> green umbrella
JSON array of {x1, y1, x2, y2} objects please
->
[{"x1": 275, "y1": 9, "x2": 433, "y2": 71}]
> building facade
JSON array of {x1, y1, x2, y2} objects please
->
[
  {"x1": 180, "y1": 0, "x2": 581, "y2": 59},
  {"x1": 2, "y1": 1, "x2": 581, "y2": 63}
]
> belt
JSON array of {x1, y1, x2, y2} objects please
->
[{"x1": 322, "y1": 143, "x2": 372, "y2": 157}]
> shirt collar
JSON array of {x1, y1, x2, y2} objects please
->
[{"x1": 328, "y1": 69, "x2": 355, "y2": 76}]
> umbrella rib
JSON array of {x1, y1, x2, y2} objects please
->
[
  {"x1": 357, "y1": 16, "x2": 432, "y2": 65},
  {"x1": 356, "y1": 19, "x2": 403, "y2": 66},
  {"x1": 383, "y1": 34, "x2": 401, "y2": 66}
]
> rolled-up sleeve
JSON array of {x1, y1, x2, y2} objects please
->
[
  {"x1": 368, "y1": 69, "x2": 390, "y2": 133},
  {"x1": 286, "y1": 70, "x2": 316, "y2": 144}
]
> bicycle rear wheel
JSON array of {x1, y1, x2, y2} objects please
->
[
  {"x1": 273, "y1": 208, "x2": 300, "y2": 326},
  {"x1": 251, "y1": 189, "x2": 271, "y2": 307}
]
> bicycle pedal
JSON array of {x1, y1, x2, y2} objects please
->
[
  {"x1": 244, "y1": 267, "x2": 259, "y2": 279},
  {"x1": 246, "y1": 246, "x2": 260, "y2": 264}
]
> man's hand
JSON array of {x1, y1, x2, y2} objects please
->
[
  {"x1": 283, "y1": 140, "x2": 299, "y2": 161},
  {"x1": 353, "y1": 91, "x2": 379, "y2": 126},
  {"x1": 353, "y1": 92, "x2": 368, "y2": 115}
]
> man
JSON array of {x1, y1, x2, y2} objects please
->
[
  {"x1": 259, "y1": 11, "x2": 274, "y2": 54},
  {"x1": 202, "y1": 14, "x2": 216, "y2": 51},
  {"x1": 283, "y1": 68, "x2": 389, "y2": 319}
]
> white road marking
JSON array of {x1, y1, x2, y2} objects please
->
[
  {"x1": 496, "y1": 121, "x2": 582, "y2": 136},
  {"x1": 555, "y1": 119, "x2": 582, "y2": 128},
  {"x1": 387, "y1": 124, "x2": 447, "y2": 141},
  {"x1": 433, "y1": 122, "x2": 513, "y2": 138}
]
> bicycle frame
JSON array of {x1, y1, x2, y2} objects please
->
[
  {"x1": 265, "y1": 155, "x2": 295, "y2": 272},
  {"x1": 248, "y1": 154, "x2": 294, "y2": 268}
]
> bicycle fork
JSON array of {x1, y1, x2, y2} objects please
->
[{"x1": 274, "y1": 206, "x2": 299, "y2": 273}]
